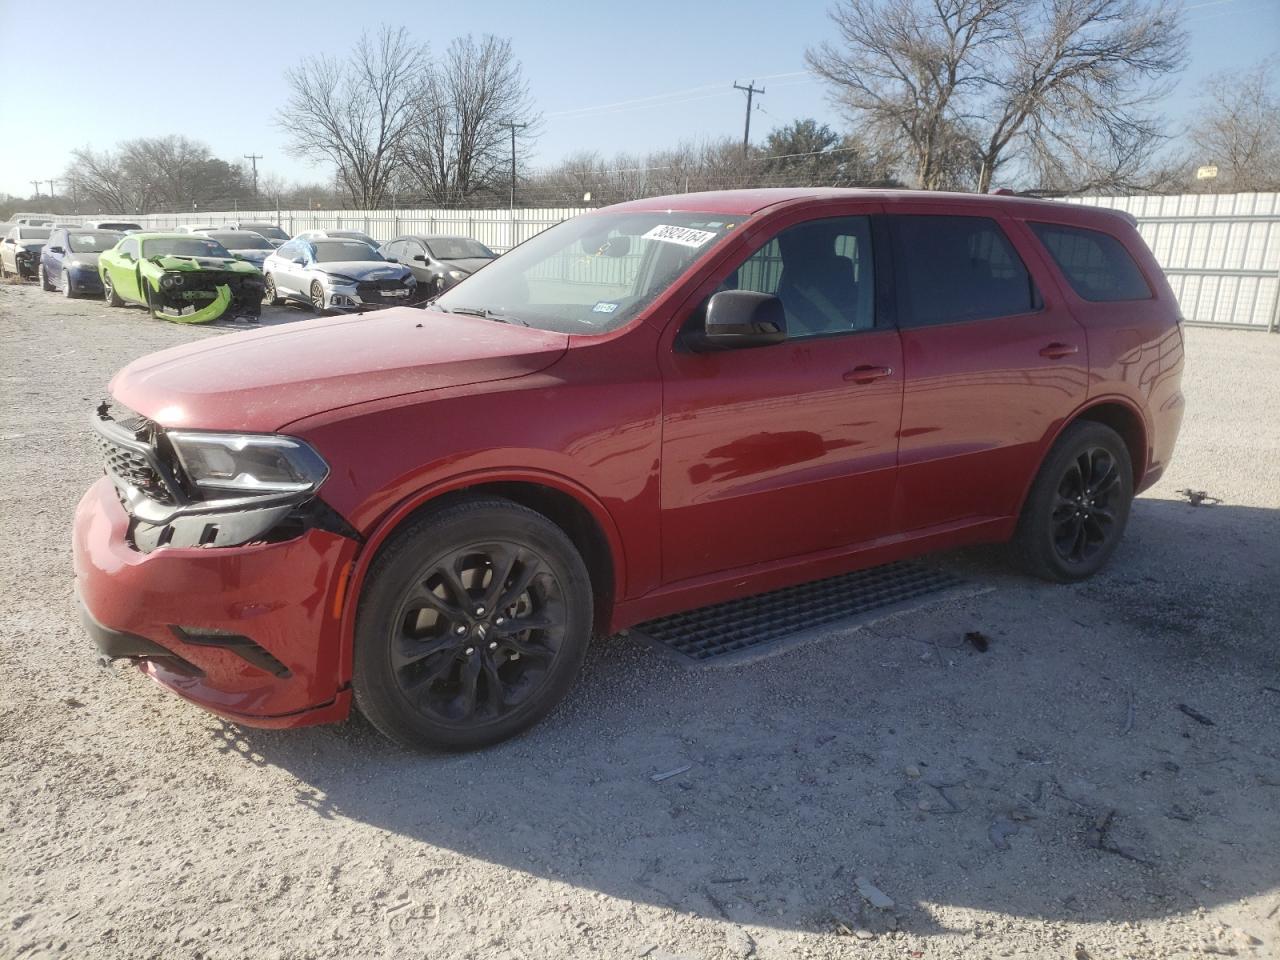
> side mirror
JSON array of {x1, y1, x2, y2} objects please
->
[
  {"x1": 291, "y1": 256, "x2": 306, "y2": 264},
  {"x1": 384, "y1": 256, "x2": 398, "y2": 263},
  {"x1": 413, "y1": 254, "x2": 427, "y2": 262},
  {"x1": 690, "y1": 290, "x2": 787, "y2": 351},
  {"x1": 49, "y1": 245, "x2": 65, "y2": 254},
  {"x1": 2, "y1": 238, "x2": 13, "y2": 245}
]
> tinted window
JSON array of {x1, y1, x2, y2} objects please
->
[
  {"x1": 18, "y1": 227, "x2": 51, "y2": 240},
  {"x1": 1030, "y1": 222, "x2": 1152, "y2": 302},
  {"x1": 426, "y1": 237, "x2": 495, "y2": 260},
  {"x1": 206, "y1": 231, "x2": 272, "y2": 250},
  {"x1": 240, "y1": 223, "x2": 289, "y2": 241},
  {"x1": 67, "y1": 231, "x2": 122, "y2": 252},
  {"x1": 312, "y1": 240, "x2": 382, "y2": 262},
  {"x1": 890, "y1": 215, "x2": 1038, "y2": 327},
  {"x1": 726, "y1": 216, "x2": 875, "y2": 337},
  {"x1": 141, "y1": 237, "x2": 231, "y2": 258}
]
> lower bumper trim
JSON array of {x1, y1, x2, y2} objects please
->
[{"x1": 77, "y1": 592, "x2": 204, "y2": 677}]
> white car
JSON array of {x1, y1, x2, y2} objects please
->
[{"x1": 262, "y1": 236, "x2": 418, "y2": 312}]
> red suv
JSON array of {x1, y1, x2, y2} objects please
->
[{"x1": 73, "y1": 189, "x2": 1185, "y2": 750}]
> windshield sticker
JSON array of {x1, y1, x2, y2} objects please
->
[
  {"x1": 642, "y1": 224, "x2": 718, "y2": 248},
  {"x1": 592, "y1": 301, "x2": 619, "y2": 314}
]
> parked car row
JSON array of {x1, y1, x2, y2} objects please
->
[{"x1": 5, "y1": 214, "x2": 501, "y2": 322}]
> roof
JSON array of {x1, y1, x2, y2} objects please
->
[{"x1": 606, "y1": 187, "x2": 1131, "y2": 223}]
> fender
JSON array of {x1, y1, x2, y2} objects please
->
[
  {"x1": 1011, "y1": 393, "x2": 1151, "y2": 518},
  {"x1": 333, "y1": 466, "x2": 628, "y2": 687}
]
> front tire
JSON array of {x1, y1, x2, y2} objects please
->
[
  {"x1": 39, "y1": 264, "x2": 54, "y2": 291},
  {"x1": 62, "y1": 270, "x2": 76, "y2": 298},
  {"x1": 310, "y1": 281, "x2": 326, "y2": 313},
  {"x1": 263, "y1": 274, "x2": 284, "y2": 306},
  {"x1": 353, "y1": 497, "x2": 594, "y2": 751},
  {"x1": 1012, "y1": 421, "x2": 1133, "y2": 582},
  {"x1": 102, "y1": 273, "x2": 124, "y2": 307}
]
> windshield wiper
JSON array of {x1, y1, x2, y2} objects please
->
[{"x1": 448, "y1": 306, "x2": 529, "y2": 327}]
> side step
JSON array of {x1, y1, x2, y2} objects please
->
[{"x1": 631, "y1": 560, "x2": 977, "y2": 666}]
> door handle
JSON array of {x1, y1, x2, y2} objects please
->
[
  {"x1": 1039, "y1": 342, "x2": 1079, "y2": 359},
  {"x1": 843, "y1": 364, "x2": 894, "y2": 384}
]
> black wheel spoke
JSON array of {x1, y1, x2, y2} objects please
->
[{"x1": 386, "y1": 538, "x2": 569, "y2": 727}]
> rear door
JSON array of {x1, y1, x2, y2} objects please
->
[
  {"x1": 659, "y1": 207, "x2": 904, "y2": 583},
  {"x1": 885, "y1": 208, "x2": 1088, "y2": 530}
]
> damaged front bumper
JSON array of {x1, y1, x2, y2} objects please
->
[{"x1": 146, "y1": 271, "x2": 265, "y2": 324}]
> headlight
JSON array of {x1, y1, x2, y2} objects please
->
[
  {"x1": 447, "y1": 269, "x2": 466, "y2": 280},
  {"x1": 160, "y1": 273, "x2": 185, "y2": 290},
  {"x1": 325, "y1": 273, "x2": 357, "y2": 285},
  {"x1": 68, "y1": 260, "x2": 88, "y2": 270},
  {"x1": 167, "y1": 432, "x2": 329, "y2": 499}
]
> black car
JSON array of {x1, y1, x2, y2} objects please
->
[{"x1": 379, "y1": 234, "x2": 498, "y2": 297}]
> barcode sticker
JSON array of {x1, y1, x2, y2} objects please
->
[{"x1": 641, "y1": 224, "x2": 718, "y2": 248}]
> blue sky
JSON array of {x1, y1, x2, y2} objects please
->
[{"x1": 0, "y1": 0, "x2": 1275, "y2": 199}]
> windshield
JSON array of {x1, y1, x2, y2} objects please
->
[
  {"x1": 18, "y1": 227, "x2": 52, "y2": 240},
  {"x1": 142, "y1": 237, "x2": 232, "y2": 258},
  {"x1": 426, "y1": 237, "x2": 496, "y2": 260},
  {"x1": 96, "y1": 222, "x2": 140, "y2": 231},
  {"x1": 207, "y1": 232, "x2": 272, "y2": 250},
  {"x1": 242, "y1": 224, "x2": 289, "y2": 241},
  {"x1": 313, "y1": 239, "x2": 383, "y2": 263},
  {"x1": 434, "y1": 212, "x2": 740, "y2": 333},
  {"x1": 67, "y1": 231, "x2": 121, "y2": 252}
]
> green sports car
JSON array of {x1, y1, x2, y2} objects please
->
[{"x1": 98, "y1": 233, "x2": 265, "y2": 323}]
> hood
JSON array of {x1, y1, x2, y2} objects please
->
[
  {"x1": 108, "y1": 308, "x2": 569, "y2": 433},
  {"x1": 312, "y1": 261, "x2": 410, "y2": 282},
  {"x1": 439, "y1": 256, "x2": 494, "y2": 274},
  {"x1": 150, "y1": 254, "x2": 260, "y2": 274},
  {"x1": 229, "y1": 248, "x2": 270, "y2": 264}
]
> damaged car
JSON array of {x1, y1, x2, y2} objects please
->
[
  {"x1": 39, "y1": 227, "x2": 123, "y2": 297},
  {"x1": 262, "y1": 236, "x2": 416, "y2": 312},
  {"x1": 98, "y1": 233, "x2": 265, "y2": 324},
  {"x1": 0, "y1": 224, "x2": 52, "y2": 279}
]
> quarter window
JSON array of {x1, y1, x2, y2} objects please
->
[
  {"x1": 726, "y1": 216, "x2": 876, "y2": 337},
  {"x1": 1030, "y1": 222, "x2": 1152, "y2": 302},
  {"x1": 889, "y1": 215, "x2": 1038, "y2": 327}
]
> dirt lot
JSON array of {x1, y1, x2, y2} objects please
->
[{"x1": 1, "y1": 279, "x2": 1277, "y2": 960}]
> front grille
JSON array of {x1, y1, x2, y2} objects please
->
[
  {"x1": 356, "y1": 279, "x2": 411, "y2": 302},
  {"x1": 94, "y1": 402, "x2": 179, "y2": 506}
]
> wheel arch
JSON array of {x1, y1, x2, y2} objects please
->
[
  {"x1": 1015, "y1": 396, "x2": 1150, "y2": 519},
  {"x1": 336, "y1": 470, "x2": 625, "y2": 685}
]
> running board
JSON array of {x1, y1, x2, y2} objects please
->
[{"x1": 630, "y1": 560, "x2": 979, "y2": 666}]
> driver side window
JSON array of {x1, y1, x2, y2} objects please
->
[
  {"x1": 118, "y1": 238, "x2": 139, "y2": 260},
  {"x1": 725, "y1": 216, "x2": 876, "y2": 338}
]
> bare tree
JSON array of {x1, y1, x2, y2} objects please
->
[
  {"x1": 807, "y1": 0, "x2": 1186, "y2": 192},
  {"x1": 64, "y1": 137, "x2": 248, "y2": 213},
  {"x1": 398, "y1": 35, "x2": 538, "y2": 205},
  {"x1": 64, "y1": 146, "x2": 142, "y2": 213},
  {"x1": 278, "y1": 26, "x2": 427, "y2": 207},
  {"x1": 1188, "y1": 59, "x2": 1280, "y2": 192}
]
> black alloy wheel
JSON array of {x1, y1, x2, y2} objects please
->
[
  {"x1": 1012, "y1": 420, "x2": 1133, "y2": 582},
  {"x1": 353, "y1": 497, "x2": 593, "y2": 750}
]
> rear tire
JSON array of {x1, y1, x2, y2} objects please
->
[
  {"x1": 1011, "y1": 421, "x2": 1133, "y2": 582},
  {"x1": 103, "y1": 272, "x2": 124, "y2": 307},
  {"x1": 352, "y1": 497, "x2": 594, "y2": 751}
]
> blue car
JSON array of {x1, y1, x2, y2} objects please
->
[{"x1": 39, "y1": 228, "x2": 122, "y2": 298}]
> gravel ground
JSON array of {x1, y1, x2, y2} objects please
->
[{"x1": 1, "y1": 279, "x2": 1277, "y2": 960}]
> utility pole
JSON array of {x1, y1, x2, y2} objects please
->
[
  {"x1": 243, "y1": 153, "x2": 262, "y2": 204},
  {"x1": 46, "y1": 179, "x2": 56, "y2": 199},
  {"x1": 30, "y1": 180, "x2": 41, "y2": 199},
  {"x1": 733, "y1": 81, "x2": 765, "y2": 155},
  {"x1": 500, "y1": 122, "x2": 527, "y2": 209}
]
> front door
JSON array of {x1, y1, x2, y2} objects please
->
[
  {"x1": 885, "y1": 210, "x2": 1089, "y2": 530},
  {"x1": 659, "y1": 211, "x2": 904, "y2": 584},
  {"x1": 113, "y1": 237, "x2": 143, "y2": 303}
]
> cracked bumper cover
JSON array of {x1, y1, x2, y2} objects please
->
[{"x1": 72, "y1": 477, "x2": 358, "y2": 725}]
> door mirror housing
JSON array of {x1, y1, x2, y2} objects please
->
[
  {"x1": 49, "y1": 246, "x2": 65, "y2": 254},
  {"x1": 413, "y1": 254, "x2": 427, "y2": 262},
  {"x1": 690, "y1": 290, "x2": 787, "y2": 351}
]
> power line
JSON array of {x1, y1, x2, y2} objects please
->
[
  {"x1": 545, "y1": 71, "x2": 809, "y2": 120},
  {"x1": 733, "y1": 81, "x2": 766, "y2": 154}
]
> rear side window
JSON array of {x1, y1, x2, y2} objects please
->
[
  {"x1": 889, "y1": 215, "x2": 1039, "y2": 327},
  {"x1": 1030, "y1": 222, "x2": 1152, "y2": 302}
]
